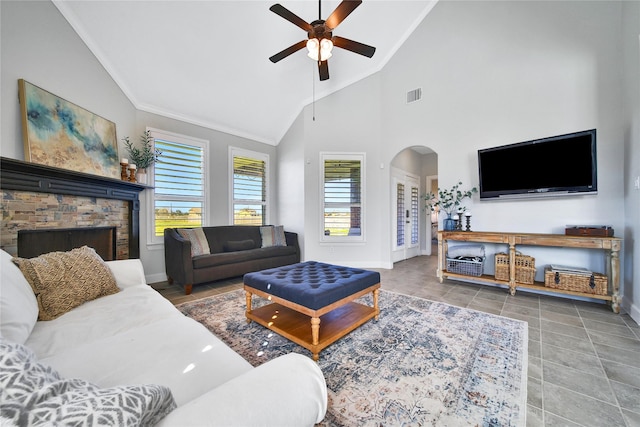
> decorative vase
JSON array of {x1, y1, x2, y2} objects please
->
[
  {"x1": 443, "y1": 214, "x2": 456, "y2": 231},
  {"x1": 137, "y1": 168, "x2": 147, "y2": 185}
]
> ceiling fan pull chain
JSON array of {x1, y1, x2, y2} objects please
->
[{"x1": 312, "y1": 62, "x2": 316, "y2": 121}]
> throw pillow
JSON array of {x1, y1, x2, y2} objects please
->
[
  {"x1": 0, "y1": 338, "x2": 176, "y2": 426},
  {"x1": 260, "y1": 225, "x2": 287, "y2": 248},
  {"x1": 12, "y1": 246, "x2": 120, "y2": 321},
  {"x1": 177, "y1": 228, "x2": 211, "y2": 257},
  {"x1": 224, "y1": 239, "x2": 256, "y2": 252},
  {"x1": 0, "y1": 249, "x2": 39, "y2": 344}
]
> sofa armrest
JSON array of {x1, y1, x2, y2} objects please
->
[
  {"x1": 105, "y1": 259, "x2": 147, "y2": 289},
  {"x1": 284, "y1": 231, "x2": 301, "y2": 261},
  {"x1": 157, "y1": 353, "x2": 327, "y2": 427},
  {"x1": 164, "y1": 228, "x2": 194, "y2": 286}
]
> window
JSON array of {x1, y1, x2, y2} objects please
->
[
  {"x1": 396, "y1": 182, "x2": 405, "y2": 246},
  {"x1": 321, "y1": 153, "x2": 365, "y2": 242},
  {"x1": 230, "y1": 148, "x2": 269, "y2": 225},
  {"x1": 148, "y1": 128, "x2": 208, "y2": 244}
]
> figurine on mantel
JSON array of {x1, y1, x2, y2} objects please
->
[{"x1": 121, "y1": 130, "x2": 162, "y2": 184}]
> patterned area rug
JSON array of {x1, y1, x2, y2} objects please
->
[{"x1": 178, "y1": 289, "x2": 528, "y2": 426}]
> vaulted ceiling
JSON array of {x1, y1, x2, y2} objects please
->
[{"x1": 53, "y1": 0, "x2": 437, "y2": 145}]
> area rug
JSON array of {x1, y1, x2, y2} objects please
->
[{"x1": 178, "y1": 289, "x2": 528, "y2": 426}]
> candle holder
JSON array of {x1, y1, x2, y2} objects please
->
[
  {"x1": 120, "y1": 162, "x2": 129, "y2": 181},
  {"x1": 465, "y1": 213, "x2": 472, "y2": 232},
  {"x1": 128, "y1": 165, "x2": 137, "y2": 183},
  {"x1": 453, "y1": 215, "x2": 462, "y2": 231}
]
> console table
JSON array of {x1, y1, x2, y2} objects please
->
[{"x1": 437, "y1": 231, "x2": 622, "y2": 313}]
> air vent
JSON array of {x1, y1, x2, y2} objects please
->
[{"x1": 406, "y1": 88, "x2": 422, "y2": 104}]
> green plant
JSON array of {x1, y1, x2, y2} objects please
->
[
  {"x1": 424, "y1": 181, "x2": 478, "y2": 217},
  {"x1": 122, "y1": 130, "x2": 161, "y2": 169}
]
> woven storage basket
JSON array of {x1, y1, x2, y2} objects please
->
[
  {"x1": 494, "y1": 252, "x2": 536, "y2": 284},
  {"x1": 446, "y1": 257, "x2": 484, "y2": 277},
  {"x1": 544, "y1": 268, "x2": 608, "y2": 295}
]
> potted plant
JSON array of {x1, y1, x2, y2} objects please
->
[
  {"x1": 424, "y1": 181, "x2": 477, "y2": 231},
  {"x1": 122, "y1": 130, "x2": 161, "y2": 184}
]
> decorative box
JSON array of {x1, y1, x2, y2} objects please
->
[
  {"x1": 544, "y1": 267, "x2": 608, "y2": 295},
  {"x1": 494, "y1": 252, "x2": 536, "y2": 284}
]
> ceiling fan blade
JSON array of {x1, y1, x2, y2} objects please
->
[
  {"x1": 269, "y1": 4, "x2": 313, "y2": 32},
  {"x1": 318, "y1": 60, "x2": 329, "y2": 81},
  {"x1": 269, "y1": 40, "x2": 307, "y2": 63},
  {"x1": 333, "y1": 36, "x2": 376, "y2": 58},
  {"x1": 325, "y1": 0, "x2": 362, "y2": 31}
]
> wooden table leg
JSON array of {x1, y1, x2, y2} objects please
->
[
  {"x1": 245, "y1": 290, "x2": 253, "y2": 323},
  {"x1": 437, "y1": 233, "x2": 445, "y2": 283},
  {"x1": 311, "y1": 317, "x2": 321, "y2": 361},
  {"x1": 311, "y1": 317, "x2": 320, "y2": 345},
  {"x1": 373, "y1": 288, "x2": 380, "y2": 320},
  {"x1": 610, "y1": 242, "x2": 621, "y2": 313},
  {"x1": 508, "y1": 243, "x2": 517, "y2": 296}
]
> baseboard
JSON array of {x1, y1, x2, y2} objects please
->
[{"x1": 621, "y1": 296, "x2": 640, "y2": 325}]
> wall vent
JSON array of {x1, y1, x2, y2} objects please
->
[{"x1": 406, "y1": 88, "x2": 422, "y2": 104}]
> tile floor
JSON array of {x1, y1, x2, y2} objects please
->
[{"x1": 152, "y1": 254, "x2": 640, "y2": 427}]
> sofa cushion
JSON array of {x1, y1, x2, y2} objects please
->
[
  {"x1": 224, "y1": 239, "x2": 257, "y2": 252},
  {"x1": 192, "y1": 246, "x2": 297, "y2": 269},
  {"x1": 0, "y1": 338, "x2": 176, "y2": 426},
  {"x1": 260, "y1": 225, "x2": 287, "y2": 248},
  {"x1": 177, "y1": 228, "x2": 211, "y2": 256},
  {"x1": 0, "y1": 249, "x2": 39, "y2": 344},
  {"x1": 39, "y1": 316, "x2": 253, "y2": 407},
  {"x1": 12, "y1": 246, "x2": 119, "y2": 321},
  {"x1": 203, "y1": 226, "x2": 261, "y2": 254},
  {"x1": 25, "y1": 285, "x2": 182, "y2": 360}
]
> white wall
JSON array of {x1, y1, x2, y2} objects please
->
[
  {"x1": 277, "y1": 113, "x2": 306, "y2": 256},
  {"x1": 0, "y1": 0, "x2": 136, "y2": 155},
  {"x1": 621, "y1": 0, "x2": 640, "y2": 323},
  {"x1": 292, "y1": 1, "x2": 628, "y2": 281},
  {"x1": 1, "y1": 1, "x2": 277, "y2": 284},
  {"x1": 300, "y1": 74, "x2": 386, "y2": 267}
]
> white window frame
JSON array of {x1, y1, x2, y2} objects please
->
[
  {"x1": 146, "y1": 127, "x2": 210, "y2": 246},
  {"x1": 320, "y1": 152, "x2": 366, "y2": 243},
  {"x1": 228, "y1": 147, "x2": 270, "y2": 225}
]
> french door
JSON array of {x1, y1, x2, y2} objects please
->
[{"x1": 391, "y1": 170, "x2": 420, "y2": 263}]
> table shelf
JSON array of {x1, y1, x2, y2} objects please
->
[{"x1": 438, "y1": 231, "x2": 622, "y2": 312}]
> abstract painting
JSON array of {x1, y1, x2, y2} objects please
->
[{"x1": 18, "y1": 79, "x2": 119, "y2": 179}]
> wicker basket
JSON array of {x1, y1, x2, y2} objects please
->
[
  {"x1": 544, "y1": 267, "x2": 608, "y2": 295},
  {"x1": 494, "y1": 252, "x2": 536, "y2": 284},
  {"x1": 446, "y1": 257, "x2": 484, "y2": 277}
]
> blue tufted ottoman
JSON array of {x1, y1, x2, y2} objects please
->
[{"x1": 243, "y1": 261, "x2": 380, "y2": 361}]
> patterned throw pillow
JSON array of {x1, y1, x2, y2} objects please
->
[
  {"x1": 0, "y1": 338, "x2": 176, "y2": 426},
  {"x1": 12, "y1": 246, "x2": 119, "y2": 321},
  {"x1": 177, "y1": 228, "x2": 211, "y2": 257},
  {"x1": 260, "y1": 225, "x2": 287, "y2": 248}
]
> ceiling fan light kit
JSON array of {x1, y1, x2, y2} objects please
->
[
  {"x1": 269, "y1": 0, "x2": 376, "y2": 81},
  {"x1": 307, "y1": 38, "x2": 333, "y2": 61}
]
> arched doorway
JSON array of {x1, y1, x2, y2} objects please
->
[{"x1": 389, "y1": 145, "x2": 438, "y2": 263}]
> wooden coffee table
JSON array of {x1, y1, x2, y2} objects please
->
[{"x1": 244, "y1": 261, "x2": 380, "y2": 361}]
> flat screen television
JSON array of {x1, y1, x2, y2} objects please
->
[{"x1": 478, "y1": 129, "x2": 597, "y2": 199}]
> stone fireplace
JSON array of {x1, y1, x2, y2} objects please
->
[{"x1": 0, "y1": 157, "x2": 146, "y2": 259}]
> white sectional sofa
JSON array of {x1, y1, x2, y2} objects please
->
[{"x1": 0, "y1": 248, "x2": 327, "y2": 426}]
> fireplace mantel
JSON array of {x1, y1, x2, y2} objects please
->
[{"x1": 0, "y1": 157, "x2": 149, "y2": 258}]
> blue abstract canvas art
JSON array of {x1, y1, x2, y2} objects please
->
[{"x1": 18, "y1": 79, "x2": 119, "y2": 179}]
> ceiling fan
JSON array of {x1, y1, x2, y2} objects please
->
[{"x1": 269, "y1": 0, "x2": 376, "y2": 81}]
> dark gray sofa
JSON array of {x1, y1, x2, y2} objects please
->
[{"x1": 164, "y1": 225, "x2": 300, "y2": 294}]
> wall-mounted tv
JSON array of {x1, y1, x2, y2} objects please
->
[{"x1": 478, "y1": 129, "x2": 597, "y2": 200}]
